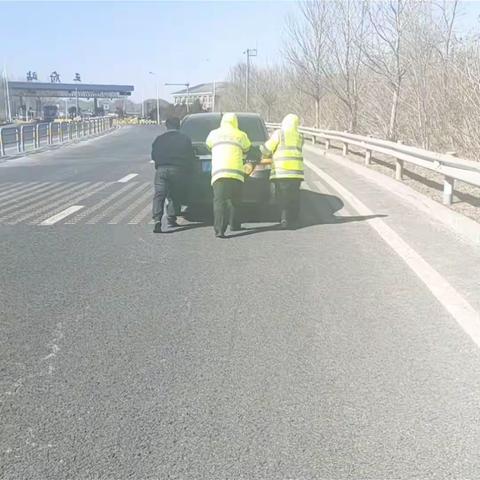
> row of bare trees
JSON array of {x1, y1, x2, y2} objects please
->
[{"x1": 223, "y1": 0, "x2": 480, "y2": 159}]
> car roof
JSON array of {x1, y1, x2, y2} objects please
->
[{"x1": 183, "y1": 112, "x2": 264, "y2": 121}]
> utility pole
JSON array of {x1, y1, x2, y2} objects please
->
[
  {"x1": 244, "y1": 48, "x2": 257, "y2": 111},
  {"x1": 75, "y1": 88, "x2": 79, "y2": 116},
  {"x1": 3, "y1": 66, "x2": 12, "y2": 122}
]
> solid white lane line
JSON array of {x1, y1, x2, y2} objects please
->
[
  {"x1": 40, "y1": 206, "x2": 84, "y2": 225},
  {"x1": 305, "y1": 158, "x2": 480, "y2": 348},
  {"x1": 117, "y1": 173, "x2": 138, "y2": 183}
]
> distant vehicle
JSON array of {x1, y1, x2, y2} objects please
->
[
  {"x1": 180, "y1": 112, "x2": 273, "y2": 208},
  {"x1": 43, "y1": 105, "x2": 58, "y2": 122}
]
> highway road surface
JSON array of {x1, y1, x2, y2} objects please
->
[{"x1": 1, "y1": 126, "x2": 480, "y2": 479}]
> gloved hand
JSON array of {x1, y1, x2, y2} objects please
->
[{"x1": 244, "y1": 163, "x2": 255, "y2": 176}]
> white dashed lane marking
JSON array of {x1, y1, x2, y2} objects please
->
[
  {"x1": 117, "y1": 173, "x2": 138, "y2": 183},
  {"x1": 40, "y1": 206, "x2": 84, "y2": 225}
]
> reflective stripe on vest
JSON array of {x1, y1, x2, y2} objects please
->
[
  {"x1": 270, "y1": 169, "x2": 304, "y2": 180},
  {"x1": 211, "y1": 167, "x2": 244, "y2": 184},
  {"x1": 212, "y1": 140, "x2": 244, "y2": 150},
  {"x1": 271, "y1": 131, "x2": 304, "y2": 180}
]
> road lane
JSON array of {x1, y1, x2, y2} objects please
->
[
  {"x1": 1, "y1": 126, "x2": 480, "y2": 479},
  {"x1": 0, "y1": 126, "x2": 161, "y2": 183}
]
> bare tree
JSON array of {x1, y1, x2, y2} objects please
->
[
  {"x1": 321, "y1": 0, "x2": 367, "y2": 132},
  {"x1": 254, "y1": 66, "x2": 290, "y2": 122},
  {"x1": 284, "y1": 1, "x2": 329, "y2": 127},
  {"x1": 361, "y1": 0, "x2": 413, "y2": 140}
]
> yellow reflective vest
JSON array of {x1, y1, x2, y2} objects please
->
[
  {"x1": 260, "y1": 114, "x2": 304, "y2": 181},
  {"x1": 206, "y1": 113, "x2": 251, "y2": 185}
]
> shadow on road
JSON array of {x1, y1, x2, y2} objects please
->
[
  {"x1": 178, "y1": 189, "x2": 386, "y2": 237},
  {"x1": 228, "y1": 189, "x2": 387, "y2": 238}
]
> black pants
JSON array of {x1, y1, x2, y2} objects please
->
[
  {"x1": 274, "y1": 179, "x2": 302, "y2": 225},
  {"x1": 212, "y1": 178, "x2": 243, "y2": 235},
  {"x1": 152, "y1": 166, "x2": 187, "y2": 224}
]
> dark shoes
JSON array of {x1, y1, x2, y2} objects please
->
[{"x1": 153, "y1": 222, "x2": 163, "y2": 233}]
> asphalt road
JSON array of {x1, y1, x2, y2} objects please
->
[{"x1": 1, "y1": 126, "x2": 480, "y2": 479}]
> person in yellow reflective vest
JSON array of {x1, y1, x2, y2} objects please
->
[
  {"x1": 260, "y1": 114, "x2": 304, "y2": 229},
  {"x1": 206, "y1": 113, "x2": 251, "y2": 238}
]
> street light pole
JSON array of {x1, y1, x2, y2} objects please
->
[
  {"x1": 212, "y1": 80, "x2": 216, "y2": 113},
  {"x1": 244, "y1": 48, "x2": 257, "y2": 111},
  {"x1": 3, "y1": 66, "x2": 12, "y2": 122},
  {"x1": 149, "y1": 72, "x2": 161, "y2": 125},
  {"x1": 155, "y1": 82, "x2": 160, "y2": 125}
]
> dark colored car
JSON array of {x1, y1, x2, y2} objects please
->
[{"x1": 180, "y1": 112, "x2": 274, "y2": 207}]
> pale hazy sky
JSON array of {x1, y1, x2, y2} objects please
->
[
  {"x1": 1, "y1": 1, "x2": 296, "y2": 101},
  {"x1": 1, "y1": 0, "x2": 479, "y2": 103}
]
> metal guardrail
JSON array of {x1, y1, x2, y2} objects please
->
[
  {"x1": 266, "y1": 123, "x2": 480, "y2": 206},
  {"x1": 0, "y1": 117, "x2": 116, "y2": 158}
]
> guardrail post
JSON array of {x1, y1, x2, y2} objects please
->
[
  {"x1": 342, "y1": 141, "x2": 349, "y2": 156},
  {"x1": 311, "y1": 134, "x2": 316, "y2": 144},
  {"x1": 0, "y1": 128, "x2": 5, "y2": 156},
  {"x1": 324, "y1": 139, "x2": 330, "y2": 152},
  {"x1": 47, "y1": 123, "x2": 52, "y2": 145},
  {"x1": 443, "y1": 176, "x2": 454, "y2": 206},
  {"x1": 35, "y1": 124, "x2": 40, "y2": 148},
  {"x1": 443, "y1": 151, "x2": 457, "y2": 206},
  {"x1": 15, "y1": 128, "x2": 21, "y2": 153},
  {"x1": 59, "y1": 123, "x2": 64, "y2": 143},
  {"x1": 21, "y1": 125, "x2": 26, "y2": 152},
  {"x1": 395, "y1": 140, "x2": 404, "y2": 181},
  {"x1": 365, "y1": 149, "x2": 372, "y2": 165}
]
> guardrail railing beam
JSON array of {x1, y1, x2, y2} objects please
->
[
  {"x1": 0, "y1": 116, "x2": 113, "y2": 158},
  {"x1": 265, "y1": 121, "x2": 480, "y2": 207}
]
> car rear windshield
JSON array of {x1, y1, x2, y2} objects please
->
[
  {"x1": 181, "y1": 116, "x2": 221, "y2": 142},
  {"x1": 181, "y1": 115, "x2": 267, "y2": 143}
]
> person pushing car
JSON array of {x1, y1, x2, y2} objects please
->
[
  {"x1": 151, "y1": 116, "x2": 195, "y2": 233},
  {"x1": 206, "y1": 113, "x2": 252, "y2": 238},
  {"x1": 260, "y1": 114, "x2": 304, "y2": 229}
]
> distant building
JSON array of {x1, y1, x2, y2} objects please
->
[{"x1": 172, "y1": 82, "x2": 226, "y2": 112}]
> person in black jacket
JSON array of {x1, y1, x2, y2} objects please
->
[{"x1": 151, "y1": 117, "x2": 195, "y2": 233}]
